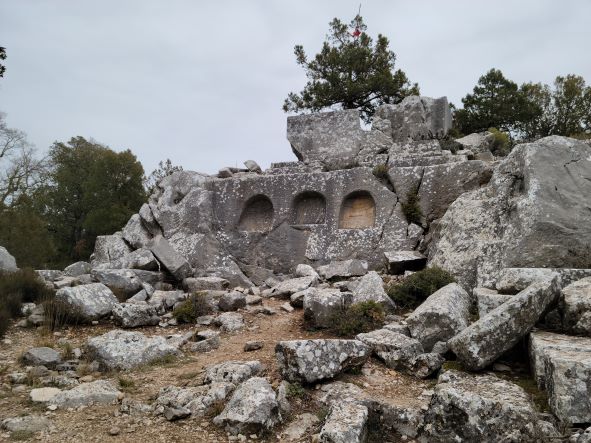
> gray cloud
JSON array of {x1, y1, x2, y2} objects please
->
[{"x1": 1, "y1": 0, "x2": 590, "y2": 174}]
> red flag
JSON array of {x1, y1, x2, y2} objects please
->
[{"x1": 352, "y1": 27, "x2": 361, "y2": 37}]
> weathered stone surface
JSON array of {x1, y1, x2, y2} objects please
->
[
  {"x1": 91, "y1": 235, "x2": 132, "y2": 268},
  {"x1": 55, "y1": 283, "x2": 118, "y2": 321},
  {"x1": 421, "y1": 370, "x2": 557, "y2": 442},
  {"x1": 474, "y1": 287, "x2": 512, "y2": 317},
  {"x1": 356, "y1": 329, "x2": 425, "y2": 376},
  {"x1": 287, "y1": 109, "x2": 363, "y2": 169},
  {"x1": 275, "y1": 339, "x2": 370, "y2": 383},
  {"x1": 183, "y1": 276, "x2": 229, "y2": 292},
  {"x1": 213, "y1": 377, "x2": 280, "y2": 434},
  {"x1": 36, "y1": 269, "x2": 64, "y2": 282},
  {"x1": 317, "y1": 259, "x2": 368, "y2": 280},
  {"x1": 218, "y1": 291, "x2": 246, "y2": 311},
  {"x1": 303, "y1": 288, "x2": 351, "y2": 328},
  {"x1": 112, "y1": 303, "x2": 160, "y2": 328},
  {"x1": 215, "y1": 312, "x2": 245, "y2": 332},
  {"x1": 295, "y1": 263, "x2": 319, "y2": 278},
  {"x1": 91, "y1": 269, "x2": 143, "y2": 297},
  {"x1": 406, "y1": 283, "x2": 471, "y2": 351},
  {"x1": 204, "y1": 360, "x2": 263, "y2": 385},
  {"x1": 164, "y1": 406, "x2": 191, "y2": 421},
  {"x1": 280, "y1": 413, "x2": 319, "y2": 441},
  {"x1": 376, "y1": 96, "x2": 452, "y2": 141},
  {"x1": 86, "y1": 330, "x2": 180, "y2": 370},
  {"x1": 455, "y1": 131, "x2": 495, "y2": 154},
  {"x1": 496, "y1": 267, "x2": 591, "y2": 294},
  {"x1": 319, "y1": 401, "x2": 368, "y2": 443},
  {"x1": 149, "y1": 235, "x2": 192, "y2": 280},
  {"x1": 186, "y1": 329, "x2": 220, "y2": 353},
  {"x1": 561, "y1": 277, "x2": 591, "y2": 335},
  {"x1": 269, "y1": 276, "x2": 316, "y2": 297},
  {"x1": 1, "y1": 415, "x2": 51, "y2": 433},
  {"x1": 244, "y1": 160, "x2": 262, "y2": 173},
  {"x1": 21, "y1": 347, "x2": 62, "y2": 369},
  {"x1": 384, "y1": 250, "x2": 426, "y2": 275},
  {"x1": 449, "y1": 277, "x2": 559, "y2": 370},
  {"x1": 116, "y1": 249, "x2": 159, "y2": 271},
  {"x1": 50, "y1": 380, "x2": 121, "y2": 408},
  {"x1": 0, "y1": 245, "x2": 17, "y2": 271},
  {"x1": 350, "y1": 271, "x2": 394, "y2": 310},
  {"x1": 29, "y1": 387, "x2": 61, "y2": 403},
  {"x1": 148, "y1": 290, "x2": 186, "y2": 312},
  {"x1": 122, "y1": 213, "x2": 152, "y2": 249},
  {"x1": 529, "y1": 331, "x2": 591, "y2": 423},
  {"x1": 430, "y1": 137, "x2": 591, "y2": 290},
  {"x1": 63, "y1": 261, "x2": 91, "y2": 277}
]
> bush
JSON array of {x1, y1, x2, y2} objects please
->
[
  {"x1": 372, "y1": 164, "x2": 389, "y2": 180},
  {"x1": 401, "y1": 187, "x2": 423, "y2": 225},
  {"x1": 329, "y1": 301, "x2": 385, "y2": 337},
  {"x1": 488, "y1": 127, "x2": 511, "y2": 156},
  {"x1": 439, "y1": 137, "x2": 463, "y2": 154},
  {"x1": 42, "y1": 296, "x2": 81, "y2": 331},
  {"x1": 0, "y1": 268, "x2": 55, "y2": 337},
  {"x1": 386, "y1": 267, "x2": 455, "y2": 309},
  {"x1": 172, "y1": 291, "x2": 211, "y2": 324}
]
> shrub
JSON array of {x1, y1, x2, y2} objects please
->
[
  {"x1": 329, "y1": 301, "x2": 385, "y2": 337},
  {"x1": 286, "y1": 382, "x2": 306, "y2": 399},
  {"x1": 372, "y1": 164, "x2": 389, "y2": 180},
  {"x1": 0, "y1": 308, "x2": 9, "y2": 338},
  {"x1": 439, "y1": 137, "x2": 463, "y2": 154},
  {"x1": 172, "y1": 291, "x2": 211, "y2": 324},
  {"x1": 401, "y1": 187, "x2": 423, "y2": 225},
  {"x1": 386, "y1": 266, "x2": 455, "y2": 309},
  {"x1": 42, "y1": 296, "x2": 81, "y2": 331},
  {"x1": 488, "y1": 127, "x2": 511, "y2": 156}
]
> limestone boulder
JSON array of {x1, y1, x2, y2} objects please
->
[
  {"x1": 350, "y1": 271, "x2": 395, "y2": 310},
  {"x1": 183, "y1": 276, "x2": 229, "y2": 292},
  {"x1": 269, "y1": 276, "x2": 316, "y2": 298},
  {"x1": 474, "y1": 287, "x2": 512, "y2": 317},
  {"x1": 561, "y1": 277, "x2": 591, "y2": 335},
  {"x1": 213, "y1": 377, "x2": 280, "y2": 435},
  {"x1": 384, "y1": 250, "x2": 426, "y2": 275},
  {"x1": 1, "y1": 415, "x2": 51, "y2": 433},
  {"x1": 215, "y1": 312, "x2": 245, "y2": 332},
  {"x1": 0, "y1": 245, "x2": 17, "y2": 271},
  {"x1": 455, "y1": 131, "x2": 495, "y2": 154},
  {"x1": 55, "y1": 283, "x2": 118, "y2": 321},
  {"x1": 86, "y1": 330, "x2": 180, "y2": 370},
  {"x1": 406, "y1": 283, "x2": 471, "y2": 351},
  {"x1": 421, "y1": 370, "x2": 557, "y2": 442},
  {"x1": 204, "y1": 360, "x2": 263, "y2": 385},
  {"x1": 91, "y1": 269, "x2": 143, "y2": 298},
  {"x1": 449, "y1": 277, "x2": 559, "y2": 370},
  {"x1": 122, "y1": 213, "x2": 152, "y2": 249},
  {"x1": 430, "y1": 136, "x2": 591, "y2": 290},
  {"x1": 21, "y1": 347, "x2": 62, "y2": 369},
  {"x1": 112, "y1": 303, "x2": 160, "y2": 328},
  {"x1": 218, "y1": 291, "x2": 246, "y2": 312},
  {"x1": 63, "y1": 261, "x2": 91, "y2": 277},
  {"x1": 319, "y1": 401, "x2": 368, "y2": 443},
  {"x1": 116, "y1": 249, "x2": 159, "y2": 271},
  {"x1": 91, "y1": 235, "x2": 131, "y2": 268},
  {"x1": 317, "y1": 259, "x2": 368, "y2": 280},
  {"x1": 149, "y1": 235, "x2": 193, "y2": 281},
  {"x1": 303, "y1": 288, "x2": 351, "y2": 328},
  {"x1": 496, "y1": 267, "x2": 591, "y2": 293},
  {"x1": 50, "y1": 380, "x2": 121, "y2": 408},
  {"x1": 275, "y1": 339, "x2": 370, "y2": 383}
]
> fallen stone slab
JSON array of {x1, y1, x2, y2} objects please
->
[
  {"x1": 319, "y1": 401, "x2": 368, "y2": 443},
  {"x1": 269, "y1": 276, "x2": 316, "y2": 298},
  {"x1": 86, "y1": 330, "x2": 180, "y2": 370},
  {"x1": 1, "y1": 415, "x2": 51, "y2": 433},
  {"x1": 244, "y1": 159, "x2": 262, "y2": 173},
  {"x1": 91, "y1": 268, "x2": 144, "y2": 298},
  {"x1": 215, "y1": 312, "x2": 245, "y2": 332},
  {"x1": 149, "y1": 235, "x2": 192, "y2": 280},
  {"x1": 50, "y1": 380, "x2": 121, "y2": 408},
  {"x1": 295, "y1": 263, "x2": 319, "y2": 278},
  {"x1": 474, "y1": 287, "x2": 512, "y2": 317},
  {"x1": 21, "y1": 347, "x2": 62, "y2": 369},
  {"x1": 529, "y1": 330, "x2": 591, "y2": 424},
  {"x1": 421, "y1": 369, "x2": 557, "y2": 442},
  {"x1": 183, "y1": 276, "x2": 229, "y2": 292},
  {"x1": 63, "y1": 261, "x2": 91, "y2": 277},
  {"x1": 275, "y1": 339, "x2": 369, "y2": 383},
  {"x1": 186, "y1": 329, "x2": 220, "y2": 353},
  {"x1": 449, "y1": 277, "x2": 560, "y2": 370},
  {"x1": 112, "y1": 303, "x2": 160, "y2": 328},
  {"x1": 117, "y1": 248, "x2": 159, "y2": 271},
  {"x1": 30, "y1": 387, "x2": 61, "y2": 403},
  {"x1": 148, "y1": 290, "x2": 186, "y2": 312},
  {"x1": 156, "y1": 382, "x2": 234, "y2": 418},
  {"x1": 351, "y1": 271, "x2": 395, "y2": 310},
  {"x1": 496, "y1": 267, "x2": 591, "y2": 294},
  {"x1": 55, "y1": 283, "x2": 118, "y2": 321},
  {"x1": 561, "y1": 277, "x2": 591, "y2": 335},
  {"x1": 317, "y1": 259, "x2": 368, "y2": 280},
  {"x1": 406, "y1": 283, "x2": 471, "y2": 351},
  {"x1": 218, "y1": 291, "x2": 246, "y2": 312},
  {"x1": 213, "y1": 377, "x2": 280, "y2": 435},
  {"x1": 204, "y1": 360, "x2": 264, "y2": 385},
  {"x1": 384, "y1": 250, "x2": 427, "y2": 275}
]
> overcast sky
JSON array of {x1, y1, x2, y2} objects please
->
[{"x1": 1, "y1": 1, "x2": 590, "y2": 175}]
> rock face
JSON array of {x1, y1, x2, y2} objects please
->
[
  {"x1": 449, "y1": 277, "x2": 559, "y2": 370},
  {"x1": 430, "y1": 136, "x2": 591, "y2": 290},
  {"x1": 561, "y1": 277, "x2": 591, "y2": 334},
  {"x1": 55, "y1": 283, "x2": 118, "y2": 321},
  {"x1": 421, "y1": 370, "x2": 556, "y2": 442},
  {"x1": 213, "y1": 377, "x2": 280, "y2": 435},
  {"x1": 86, "y1": 330, "x2": 180, "y2": 370},
  {"x1": 0, "y1": 245, "x2": 17, "y2": 271},
  {"x1": 529, "y1": 331, "x2": 591, "y2": 423},
  {"x1": 275, "y1": 339, "x2": 370, "y2": 383},
  {"x1": 406, "y1": 283, "x2": 471, "y2": 351}
]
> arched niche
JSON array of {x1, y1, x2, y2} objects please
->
[
  {"x1": 238, "y1": 194, "x2": 274, "y2": 232},
  {"x1": 292, "y1": 191, "x2": 327, "y2": 225},
  {"x1": 338, "y1": 191, "x2": 376, "y2": 229}
]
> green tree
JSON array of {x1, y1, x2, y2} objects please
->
[
  {"x1": 454, "y1": 68, "x2": 541, "y2": 136},
  {"x1": 40, "y1": 137, "x2": 146, "y2": 263},
  {"x1": 283, "y1": 15, "x2": 419, "y2": 123},
  {"x1": 0, "y1": 47, "x2": 5, "y2": 78}
]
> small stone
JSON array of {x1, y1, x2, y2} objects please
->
[
  {"x1": 244, "y1": 341, "x2": 263, "y2": 352},
  {"x1": 108, "y1": 427, "x2": 121, "y2": 436},
  {"x1": 280, "y1": 303, "x2": 294, "y2": 313},
  {"x1": 493, "y1": 363, "x2": 511, "y2": 372}
]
